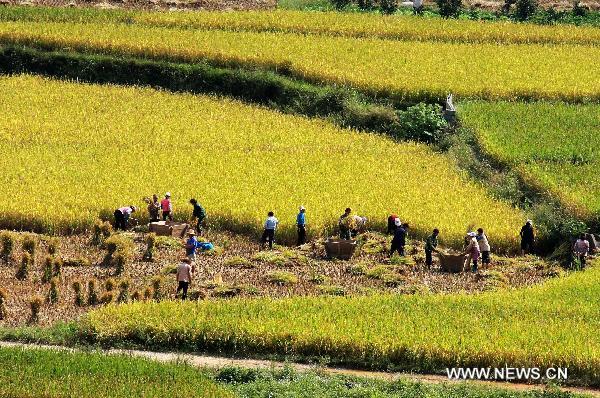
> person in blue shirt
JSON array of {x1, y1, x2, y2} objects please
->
[
  {"x1": 261, "y1": 211, "x2": 279, "y2": 250},
  {"x1": 296, "y1": 206, "x2": 307, "y2": 246},
  {"x1": 185, "y1": 230, "x2": 199, "y2": 261}
]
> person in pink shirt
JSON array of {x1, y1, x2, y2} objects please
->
[
  {"x1": 573, "y1": 234, "x2": 590, "y2": 268},
  {"x1": 464, "y1": 232, "x2": 481, "y2": 272},
  {"x1": 175, "y1": 257, "x2": 194, "y2": 300},
  {"x1": 161, "y1": 192, "x2": 173, "y2": 221}
]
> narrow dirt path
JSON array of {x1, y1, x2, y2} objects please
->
[{"x1": 0, "y1": 341, "x2": 598, "y2": 397}]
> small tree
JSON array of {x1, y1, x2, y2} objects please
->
[
  {"x1": 380, "y1": 0, "x2": 398, "y2": 14},
  {"x1": 436, "y1": 0, "x2": 462, "y2": 17},
  {"x1": 515, "y1": 0, "x2": 537, "y2": 20},
  {"x1": 72, "y1": 280, "x2": 85, "y2": 307},
  {"x1": 330, "y1": 0, "x2": 351, "y2": 10},
  {"x1": 17, "y1": 252, "x2": 31, "y2": 280},
  {"x1": 48, "y1": 277, "x2": 60, "y2": 304}
]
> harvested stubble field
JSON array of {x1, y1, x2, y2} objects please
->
[
  {"x1": 0, "y1": 21, "x2": 599, "y2": 102},
  {"x1": 0, "y1": 228, "x2": 561, "y2": 326},
  {"x1": 0, "y1": 75, "x2": 525, "y2": 249},
  {"x1": 460, "y1": 101, "x2": 600, "y2": 218}
]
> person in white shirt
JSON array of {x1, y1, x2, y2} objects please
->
[
  {"x1": 261, "y1": 211, "x2": 279, "y2": 250},
  {"x1": 175, "y1": 257, "x2": 194, "y2": 300},
  {"x1": 113, "y1": 205, "x2": 137, "y2": 231},
  {"x1": 476, "y1": 228, "x2": 491, "y2": 267}
]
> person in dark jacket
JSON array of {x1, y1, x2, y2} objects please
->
[
  {"x1": 147, "y1": 194, "x2": 161, "y2": 223},
  {"x1": 424, "y1": 228, "x2": 439, "y2": 268},
  {"x1": 520, "y1": 220, "x2": 535, "y2": 255},
  {"x1": 387, "y1": 214, "x2": 399, "y2": 235},
  {"x1": 338, "y1": 208, "x2": 352, "y2": 240},
  {"x1": 390, "y1": 223, "x2": 409, "y2": 257},
  {"x1": 189, "y1": 198, "x2": 206, "y2": 234}
]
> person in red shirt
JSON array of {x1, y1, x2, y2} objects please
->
[{"x1": 161, "y1": 192, "x2": 173, "y2": 221}]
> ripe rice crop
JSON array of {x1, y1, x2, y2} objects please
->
[
  {"x1": 0, "y1": 75, "x2": 524, "y2": 249},
  {"x1": 2, "y1": 6, "x2": 600, "y2": 46},
  {"x1": 85, "y1": 262, "x2": 600, "y2": 385},
  {"x1": 0, "y1": 346, "x2": 231, "y2": 397},
  {"x1": 0, "y1": 22, "x2": 599, "y2": 102},
  {"x1": 460, "y1": 101, "x2": 600, "y2": 217}
]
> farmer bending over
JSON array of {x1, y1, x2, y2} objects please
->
[{"x1": 113, "y1": 205, "x2": 137, "y2": 231}]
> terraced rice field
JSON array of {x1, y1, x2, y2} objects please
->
[
  {"x1": 460, "y1": 101, "x2": 600, "y2": 218},
  {"x1": 0, "y1": 21, "x2": 599, "y2": 102},
  {"x1": 0, "y1": 75, "x2": 524, "y2": 248}
]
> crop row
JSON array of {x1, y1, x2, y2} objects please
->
[
  {"x1": 2, "y1": 6, "x2": 600, "y2": 46},
  {"x1": 0, "y1": 22, "x2": 598, "y2": 102},
  {"x1": 460, "y1": 101, "x2": 600, "y2": 217},
  {"x1": 0, "y1": 75, "x2": 524, "y2": 249},
  {"x1": 85, "y1": 260, "x2": 600, "y2": 385}
]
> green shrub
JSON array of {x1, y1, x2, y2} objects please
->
[
  {"x1": 16, "y1": 252, "x2": 31, "y2": 280},
  {"x1": 48, "y1": 277, "x2": 60, "y2": 304},
  {"x1": 435, "y1": 0, "x2": 462, "y2": 17},
  {"x1": 0, "y1": 232, "x2": 15, "y2": 262},
  {"x1": 357, "y1": 0, "x2": 374, "y2": 10},
  {"x1": 215, "y1": 367, "x2": 259, "y2": 384},
  {"x1": 398, "y1": 103, "x2": 448, "y2": 143},
  {"x1": 330, "y1": 0, "x2": 351, "y2": 10},
  {"x1": 87, "y1": 280, "x2": 99, "y2": 306},
  {"x1": 380, "y1": 0, "x2": 398, "y2": 14},
  {"x1": 515, "y1": 0, "x2": 537, "y2": 20},
  {"x1": 72, "y1": 280, "x2": 85, "y2": 307}
]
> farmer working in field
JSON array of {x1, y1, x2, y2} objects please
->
[
  {"x1": 476, "y1": 228, "x2": 491, "y2": 267},
  {"x1": 113, "y1": 205, "x2": 137, "y2": 231},
  {"x1": 338, "y1": 208, "x2": 352, "y2": 240},
  {"x1": 520, "y1": 219, "x2": 535, "y2": 255},
  {"x1": 387, "y1": 214, "x2": 400, "y2": 235},
  {"x1": 185, "y1": 230, "x2": 199, "y2": 261},
  {"x1": 390, "y1": 222, "x2": 409, "y2": 257},
  {"x1": 189, "y1": 198, "x2": 206, "y2": 235},
  {"x1": 261, "y1": 211, "x2": 279, "y2": 250},
  {"x1": 296, "y1": 206, "x2": 307, "y2": 246},
  {"x1": 350, "y1": 215, "x2": 368, "y2": 238},
  {"x1": 161, "y1": 192, "x2": 173, "y2": 221},
  {"x1": 147, "y1": 194, "x2": 161, "y2": 223},
  {"x1": 176, "y1": 257, "x2": 194, "y2": 300},
  {"x1": 464, "y1": 232, "x2": 481, "y2": 272},
  {"x1": 573, "y1": 233, "x2": 590, "y2": 268},
  {"x1": 424, "y1": 228, "x2": 439, "y2": 268}
]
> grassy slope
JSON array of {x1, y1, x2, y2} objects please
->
[
  {"x1": 0, "y1": 21, "x2": 598, "y2": 102},
  {"x1": 0, "y1": 75, "x2": 524, "y2": 248},
  {"x1": 0, "y1": 346, "x2": 231, "y2": 397},
  {"x1": 85, "y1": 262, "x2": 600, "y2": 385},
  {"x1": 460, "y1": 101, "x2": 600, "y2": 217}
]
